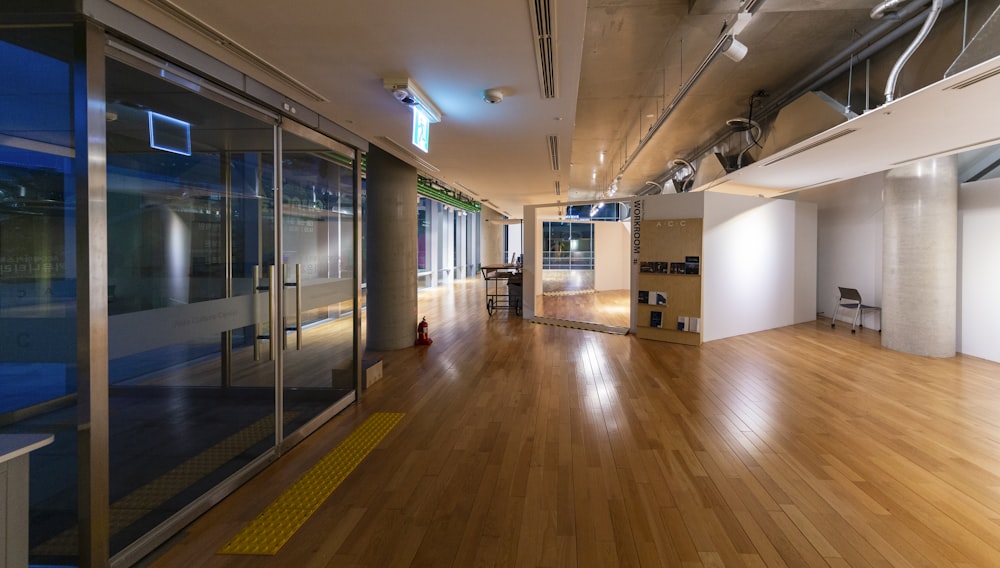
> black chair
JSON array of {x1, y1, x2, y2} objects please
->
[{"x1": 831, "y1": 287, "x2": 881, "y2": 334}]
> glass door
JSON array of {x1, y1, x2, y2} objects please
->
[
  {"x1": 277, "y1": 124, "x2": 357, "y2": 444},
  {"x1": 102, "y1": 54, "x2": 281, "y2": 558}
]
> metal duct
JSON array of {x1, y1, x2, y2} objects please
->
[
  {"x1": 946, "y1": 3, "x2": 1000, "y2": 78},
  {"x1": 871, "y1": 0, "x2": 912, "y2": 19},
  {"x1": 873, "y1": 0, "x2": 945, "y2": 102}
]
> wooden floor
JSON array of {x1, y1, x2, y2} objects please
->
[
  {"x1": 536, "y1": 290, "x2": 631, "y2": 329},
  {"x1": 149, "y1": 278, "x2": 1000, "y2": 567}
]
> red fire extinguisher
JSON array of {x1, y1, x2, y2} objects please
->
[{"x1": 415, "y1": 316, "x2": 433, "y2": 346}]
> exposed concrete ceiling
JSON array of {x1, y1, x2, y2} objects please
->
[{"x1": 112, "y1": 0, "x2": 1000, "y2": 216}]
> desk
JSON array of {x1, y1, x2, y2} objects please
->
[
  {"x1": 480, "y1": 264, "x2": 522, "y2": 316},
  {"x1": 1, "y1": 434, "x2": 54, "y2": 568}
]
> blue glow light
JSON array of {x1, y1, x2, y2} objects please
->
[{"x1": 148, "y1": 111, "x2": 192, "y2": 156}]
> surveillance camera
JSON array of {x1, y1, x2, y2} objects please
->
[
  {"x1": 482, "y1": 88, "x2": 504, "y2": 104},
  {"x1": 392, "y1": 89, "x2": 418, "y2": 105}
]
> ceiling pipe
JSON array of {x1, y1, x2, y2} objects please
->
[
  {"x1": 873, "y1": 0, "x2": 944, "y2": 102},
  {"x1": 672, "y1": 0, "x2": 956, "y2": 183},
  {"x1": 766, "y1": 0, "x2": 945, "y2": 112},
  {"x1": 791, "y1": 0, "x2": 956, "y2": 106},
  {"x1": 871, "y1": 0, "x2": 911, "y2": 19},
  {"x1": 609, "y1": 1, "x2": 767, "y2": 193}
]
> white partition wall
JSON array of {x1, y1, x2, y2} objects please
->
[
  {"x1": 701, "y1": 193, "x2": 817, "y2": 342},
  {"x1": 958, "y1": 178, "x2": 1000, "y2": 362},
  {"x1": 594, "y1": 221, "x2": 630, "y2": 291},
  {"x1": 795, "y1": 201, "x2": 819, "y2": 323},
  {"x1": 522, "y1": 206, "x2": 539, "y2": 319}
]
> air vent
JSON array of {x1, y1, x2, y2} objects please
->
[
  {"x1": 759, "y1": 129, "x2": 857, "y2": 167},
  {"x1": 547, "y1": 135, "x2": 560, "y2": 171},
  {"x1": 146, "y1": 0, "x2": 327, "y2": 102},
  {"x1": 528, "y1": 0, "x2": 559, "y2": 99},
  {"x1": 946, "y1": 64, "x2": 1000, "y2": 90},
  {"x1": 554, "y1": 181, "x2": 561, "y2": 195}
]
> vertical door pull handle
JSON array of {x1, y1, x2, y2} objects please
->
[{"x1": 283, "y1": 264, "x2": 303, "y2": 350}]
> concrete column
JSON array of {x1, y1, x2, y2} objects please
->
[
  {"x1": 480, "y1": 207, "x2": 504, "y2": 266},
  {"x1": 366, "y1": 146, "x2": 418, "y2": 351},
  {"x1": 882, "y1": 156, "x2": 958, "y2": 357}
]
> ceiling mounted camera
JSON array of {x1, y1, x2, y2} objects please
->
[
  {"x1": 392, "y1": 89, "x2": 418, "y2": 105},
  {"x1": 383, "y1": 77, "x2": 442, "y2": 122},
  {"x1": 483, "y1": 88, "x2": 504, "y2": 104}
]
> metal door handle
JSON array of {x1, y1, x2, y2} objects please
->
[
  {"x1": 252, "y1": 265, "x2": 274, "y2": 361},
  {"x1": 268, "y1": 265, "x2": 277, "y2": 360},
  {"x1": 283, "y1": 264, "x2": 302, "y2": 350}
]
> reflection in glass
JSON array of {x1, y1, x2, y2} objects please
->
[
  {"x1": 279, "y1": 130, "x2": 357, "y2": 437},
  {"x1": 0, "y1": 27, "x2": 80, "y2": 566}
]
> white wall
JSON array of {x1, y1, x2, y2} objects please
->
[
  {"x1": 799, "y1": 173, "x2": 886, "y2": 326},
  {"x1": 594, "y1": 221, "x2": 630, "y2": 291},
  {"x1": 521, "y1": 206, "x2": 540, "y2": 319},
  {"x1": 480, "y1": 207, "x2": 505, "y2": 266},
  {"x1": 958, "y1": 179, "x2": 1000, "y2": 362},
  {"x1": 794, "y1": 201, "x2": 819, "y2": 323},
  {"x1": 701, "y1": 193, "x2": 817, "y2": 342}
]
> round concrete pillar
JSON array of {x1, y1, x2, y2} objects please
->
[
  {"x1": 881, "y1": 156, "x2": 957, "y2": 357},
  {"x1": 366, "y1": 146, "x2": 418, "y2": 351},
  {"x1": 480, "y1": 207, "x2": 505, "y2": 266}
]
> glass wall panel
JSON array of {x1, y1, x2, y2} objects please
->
[
  {"x1": 103, "y1": 56, "x2": 279, "y2": 556},
  {"x1": 543, "y1": 222, "x2": 594, "y2": 270},
  {"x1": 0, "y1": 26, "x2": 80, "y2": 566},
  {"x1": 415, "y1": 196, "x2": 480, "y2": 288},
  {"x1": 279, "y1": 128, "x2": 356, "y2": 438}
]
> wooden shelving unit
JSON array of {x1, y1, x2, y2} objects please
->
[{"x1": 635, "y1": 218, "x2": 702, "y2": 346}]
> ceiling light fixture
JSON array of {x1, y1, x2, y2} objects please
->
[{"x1": 721, "y1": 35, "x2": 749, "y2": 62}]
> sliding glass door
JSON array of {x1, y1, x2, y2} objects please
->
[
  {"x1": 102, "y1": 54, "x2": 282, "y2": 558},
  {"x1": 277, "y1": 125, "x2": 357, "y2": 442},
  {"x1": 0, "y1": 43, "x2": 361, "y2": 564}
]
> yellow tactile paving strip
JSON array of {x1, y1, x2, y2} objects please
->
[{"x1": 219, "y1": 412, "x2": 405, "y2": 555}]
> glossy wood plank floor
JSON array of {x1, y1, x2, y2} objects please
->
[
  {"x1": 148, "y1": 278, "x2": 1000, "y2": 567},
  {"x1": 536, "y1": 290, "x2": 631, "y2": 328}
]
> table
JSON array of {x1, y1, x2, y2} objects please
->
[{"x1": 1, "y1": 434, "x2": 54, "y2": 568}]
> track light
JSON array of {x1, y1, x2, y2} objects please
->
[{"x1": 721, "y1": 35, "x2": 748, "y2": 62}]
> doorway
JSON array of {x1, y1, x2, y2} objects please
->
[{"x1": 534, "y1": 204, "x2": 631, "y2": 329}]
